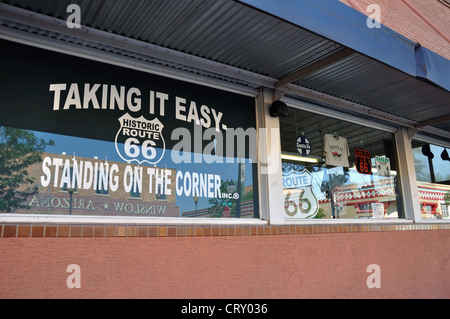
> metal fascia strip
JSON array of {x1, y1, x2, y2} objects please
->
[
  {"x1": 415, "y1": 114, "x2": 450, "y2": 128},
  {"x1": 283, "y1": 84, "x2": 450, "y2": 140},
  {"x1": 282, "y1": 97, "x2": 397, "y2": 133},
  {"x1": 414, "y1": 133, "x2": 450, "y2": 149}
]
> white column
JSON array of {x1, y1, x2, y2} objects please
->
[
  {"x1": 256, "y1": 88, "x2": 284, "y2": 224},
  {"x1": 395, "y1": 127, "x2": 422, "y2": 222}
]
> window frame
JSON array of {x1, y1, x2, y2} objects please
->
[
  {"x1": 411, "y1": 134, "x2": 450, "y2": 222},
  {"x1": 0, "y1": 36, "x2": 264, "y2": 226},
  {"x1": 264, "y1": 96, "x2": 447, "y2": 225}
]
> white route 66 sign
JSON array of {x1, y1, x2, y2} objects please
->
[{"x1": 115, "y1": 113, "x2": 165, "y2": 165}]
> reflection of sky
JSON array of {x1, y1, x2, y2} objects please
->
[
  {"x1": 34, "y1": 130, "x2": 253, "y2": 213},
  {"x1": 413, "y1": 145, "x2": 450, "y2": 183},
  {"x1": 431, "y1": 145, "x2": 450, "y2": 182}
]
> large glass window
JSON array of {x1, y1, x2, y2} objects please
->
[
  {"x1": 0, "y1": 40, "x2": 259, "y2": 218},
  {"x1": 280, "y1": 107, "x2": 402, "y2": 220},
  {"x1": 412, "y1": 140, "x2": 450, "y2": 219}
]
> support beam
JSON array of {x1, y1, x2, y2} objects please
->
[
  {"x1": 415, "y1": 114, "x2": 450, "y2": 128},
  {"x1": 276, "y1": 48, "x2": 355, "y2": 88},
  {"x1": 273, "y1": 89, "x2": 285, "y2": 101}
]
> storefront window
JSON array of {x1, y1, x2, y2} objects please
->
[
  {"x1": 412, "y1": 140, "x2": 450, "y2": 219},
  {"x1": 280, "y1": 106, "x2": 402, "y2": 220},
  {"x1": 0, "y1": 40, "x2": 259, "y2": 218}
]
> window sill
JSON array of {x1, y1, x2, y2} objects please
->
[
  {"x1": 281, "y1": 218, "x2": 413, "y2": 225},
  {"x1": 0, "y1": 213, "x2": 267, "y2": 226},
  {"x1": 0, "y1": 214, "x2": 449, "y2": 238}
]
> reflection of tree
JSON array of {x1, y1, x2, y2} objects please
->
[
  {"x1": 282, "y1": 162, "x2": 305, "y2": 174},
  {"x1": 435, "y1": 172, "x2": 450, "y2": 183},
  {"x1": 0, "y1": 127, "x2": 54, "y2": 212},
  {"x1": 313, "y1": 208, "x2": 325, "y2": 219},
  {"x1": 445, "y1": 191, "x2": 450, "y2": 206},
  {"x1": 413, "y1": 147, "x2": 431, "y2": 182}
]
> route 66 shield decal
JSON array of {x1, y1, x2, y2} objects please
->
[
  {"x1": 282, "y1": 169, "x2": 320, "y2": 219},
  {"x1": 115, "y1": 113, "x2": 165, "y2": 165},
  {"x1": 354, "y1": 148, "x2": 372, "y2": 175}
]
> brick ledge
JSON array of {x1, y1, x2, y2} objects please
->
[{"x1": 1, "y1": 222, "x2": 449, "y2": 238}]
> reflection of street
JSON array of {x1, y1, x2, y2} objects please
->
[{"x1": 182, "y1": 199, "x2": 254, "y2": 218}]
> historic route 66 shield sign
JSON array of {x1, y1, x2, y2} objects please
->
[
  {"x1": 115, "y1": 113, "x2": 165, "y2": 165},
  {"x1": 354, "y1": 148, "x2": 372, "y2": 174},
  {"x1": 282, "y1": 169, "x2": 320, "y2": 219}
]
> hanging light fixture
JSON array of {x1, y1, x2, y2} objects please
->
[
  {"x1": 441, "y1": 148, "x2": 450, "y2": 161},
  {"x1": 422, "y1": 144, "x2": 434, "y2": 159},
  {"x1": 269, "y1": 100, "x2": 288, "y2": 117}
]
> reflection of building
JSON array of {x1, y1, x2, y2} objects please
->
[
  {"x1": 320, "y1": 180, "x2": 450, "y2": 219},
  {"x1": 182, "y1": 199, "x2": 254, "y2": 218},
  {"x1": 18, "y1": 152, "x2": 179, "y2": 217},
  {"x1": 328, "y1": 178, "x2": 398, "y2": 219},
  {"x1": 182, "y1": 185, "x2": 254, "y2": 218},
  {"x1": 418, "y1": 182, "x2": 450, "y2": 219}
]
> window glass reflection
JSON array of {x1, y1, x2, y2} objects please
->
[
  {"x1": 412, "y1": 141, "x2": 450, "y2": 219},
  {"x1": 280, "y1": 108, "x2": 401, "y2": 219},
  {"x1": 0, "y1": 127, "x2": 257, "y2": 218}
]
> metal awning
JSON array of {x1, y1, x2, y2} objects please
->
[{"x1": 0, "y1": 0, "x2": 449, "y2": 142}]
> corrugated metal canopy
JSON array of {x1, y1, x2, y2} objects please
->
[
  {"x1": 1, "y1": 0, "x2": 343, "y2": 78},
  {"x1": 294, "y1": 53, "x2": 450, "y2": 124},
  {"x1": 0, "y1": 0, "x2": 449, "y2": 140}
]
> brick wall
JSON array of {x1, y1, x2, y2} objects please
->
[
  {"x1": 1, "y1": 226, "x2": 449, "y2": 298},
  {"x1": 340, "y1": 0, "x2": 450, "y2": 60}
]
